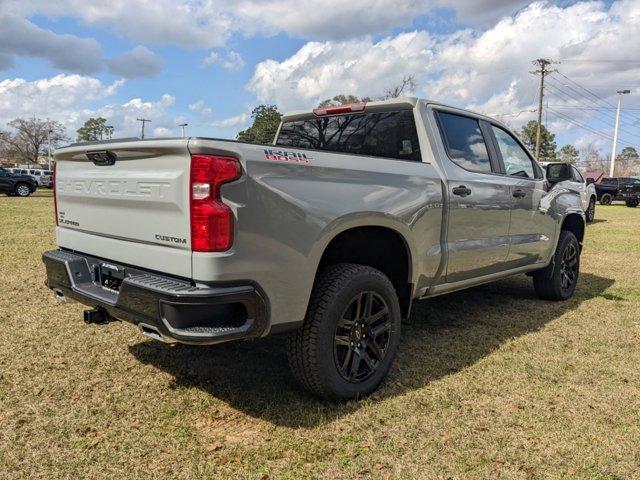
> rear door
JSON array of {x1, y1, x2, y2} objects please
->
[
  {"x1": 432, "y1": 109, "x2": 512, "y2": 282},
  {"x1": 487, "y1": 125, "x2": 556, "y2": 267}
]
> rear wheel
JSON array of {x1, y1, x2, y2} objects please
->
[
  {"x1": 600, "y1": 193, "x2": 613, "y2": 205},
  {"x1": 585, "y1": 198, "x2": 596, "y2": 222},
  {"x1": 287, "y1": 263, "x2": 401, "y2": 401},
  {"x1": 15, "y1": 183, "x2": 31, "y2": 197},
  {"x1": 533, "y1": 230, "x2": 580, "y2": 301}
]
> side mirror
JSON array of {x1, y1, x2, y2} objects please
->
[
  {"x1": 586, "y1": 178, "x2": 595, "y2": 185},
  {"x1": 546, "y1": 163, "x2": 572, "y2": 184}
]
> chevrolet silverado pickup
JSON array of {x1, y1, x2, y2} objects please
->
[{"x1": 43, "y1": 98, "x2": 585, "y2": 400}]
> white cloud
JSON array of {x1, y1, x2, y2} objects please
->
[
  {"x1": 211, "y1": 113, "x2": 249, "y2": 128},
  {"x1": 249, "y1": 31, "x2": 436, "y2": 110},
  {"x1": 107, "y1": 46, "x2": 162, "y2": 79},
  {"x1": 188, "y1": 99, "x2": 213, "y2": 116},
  {"x1": 248, "y1": 0, "x2": 640, "y2": 140},
  {"x1": 0, "y1": 74, "x2": 181, "y2": 139},
  {"x1": 203, "y1": 50, "x2": 245, "y2": 72},
  {"x1": 93, "y1": 94, "x2": 177, "y2": 137},
  {"x1": 0, "y1": 74, "x2": 124, "y2": 128},
  {"x1": 7, "y1": 0, "x2": 534, "y2": 50},
  {"x1": 0, "y1": 14, "x2": 163, "y2": 78},
  {"x1": 0, "y1": 14, "x2": 104, "y2": 74}
]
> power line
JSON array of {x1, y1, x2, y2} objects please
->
[
  {"x1": 547, "y1": 107, "x2": 637, "y2": 148},
  {"x1": 553, "y1": 70, "x2": 640, "y2": 125},
  {"x1": 544, "y1": 80, "x2": 640, "y2": 142}
]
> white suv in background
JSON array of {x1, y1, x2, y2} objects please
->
[{"x1": 10, "y1": 168, "x2": 52, "y2": 187}]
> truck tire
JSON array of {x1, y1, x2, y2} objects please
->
[
  {"x1": 625, "y1": 200, "x2": 638, "y2": 208},
  {"x1": 600, "y1": 193, "x2": 612, "y2": 205},
  {"x1": 287, "y1": 263, "x2": 401, "y2": 401},
  {"x1": 532, "y1": 230, "x2": 580, "y2": 301},
  {"x1": 585, "y1": 197, "x2": 596, "y2": 223},
  {"x1": 15, "y1": 183, "x2": 32, "y2": 197}
]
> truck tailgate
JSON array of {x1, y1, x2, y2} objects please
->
[{"x1": 54, "y1": 139, "x2": 193, "y2": 278}]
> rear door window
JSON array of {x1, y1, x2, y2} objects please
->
[
  {"x1": 435, "y1": 111, "x2": 492, "y2": 174},
  {"x1": 276, "y1": 110, "x2": 421, "y2": 161}
]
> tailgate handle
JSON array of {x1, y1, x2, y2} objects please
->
[{"x1": 86, "y1": 150, "x2": 117, "y2": 166}]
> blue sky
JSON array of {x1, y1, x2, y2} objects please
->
[{"x1": 0, "y1": 0, "x2": 637, "y2": 156}]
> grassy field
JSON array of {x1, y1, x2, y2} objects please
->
[{"x1": 1, "y1": 197, "x2": 638, "y2": 479}]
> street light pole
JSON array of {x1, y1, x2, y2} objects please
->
[
  {"x1": 609, "y1": 89, "x2": 631, "y2": 177},
  {"x1": 179, "y1": 123, "x2": 188, "y2": 138}
]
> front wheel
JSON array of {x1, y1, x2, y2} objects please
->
[
  {"x1": 287, "y1": 263, "x2": 401, "y2": 401},
  {"x1": 15, "y1": 183, "x2": 32, "y2": 197},
  {"x1": 585, "y1": 198, "x2": 596, "y2": 222},
  {"x1": 600, "y1": 193, "x2": 613, "y2": 205},
  {"x1": 626, "y1": 200, "x2": 638, "y2": 208},
  {"x1": 532, "y1": 230, "x2": 580, "y2": 301}
]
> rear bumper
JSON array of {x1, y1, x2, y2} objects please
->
[{"x1": 42, "y1": 249, "x2": 269, "y2": 345}]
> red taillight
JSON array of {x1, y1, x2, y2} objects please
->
[
  {"x1": 190, "y1": 154, "x2": 241, "y2": 252},
  {"x1": 52, "y1": 162, "x2": 58, "y2": 226},
  {"x1": 313, "y1": 103, "x2": 366, "y2": 116}
]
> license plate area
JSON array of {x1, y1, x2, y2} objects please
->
[{"x1": 97, "y1": 263, "x2": 125, "y2": 292}]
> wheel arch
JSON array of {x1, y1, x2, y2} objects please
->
[
  {"x1": 312, "y1": 221, "x2": 415, "y2": 318},
  {"x1": 561, "y1": 213, "x2": 585, "y2": 245}
]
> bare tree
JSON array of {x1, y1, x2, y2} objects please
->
[
  {"x1": 380, "y1": 75, "x2": 416, "y2": 100},
  {"x1": 580, "y1": 143, "x2": 608, "y2": 172},
  {"x1": 317, "y1": 95, "x2": 372, "y2": 108},
  {"x1": 0, "y1": 118, "x2": 68, "y2": 167}
]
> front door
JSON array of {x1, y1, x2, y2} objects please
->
[
  {"x1": 488, "y1": 125, "x2": 556, "y2": 267},
  {"x1": 432, "y1": 110, "x2": 512, "y2": 282}
]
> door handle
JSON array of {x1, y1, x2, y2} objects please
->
[
  {"x1": 512, "y1": 189, "x2": 526, "y2": 198},
  {"x1": 452, "y1": 185, "x2": 472, "y2": 197}
]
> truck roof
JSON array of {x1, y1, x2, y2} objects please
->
[{"x1": 281, "y1": 97, "x2": 500, "y2": 125}]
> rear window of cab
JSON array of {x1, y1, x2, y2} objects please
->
[{"x1": 276, "y1": 110, "x2": 421, "y2": 162}]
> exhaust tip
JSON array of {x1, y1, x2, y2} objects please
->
[
  {"x1": 138, "y1": 323, "x2": 171, "y2": 343},
  {"x1": 53, "y1": 289, "x2": 67, "y2": 303}
]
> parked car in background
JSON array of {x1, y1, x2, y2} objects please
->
[
  {"x1": 620, "y1": 182, "x2": 640, "y2": 207},
  {"x1": 10, "y1": 168, "x2": 52, "y2": 187},
  {"x1": 595, "y1": 177, "x2": 640, "y2": 205},
  {"x1": 541, "y1": 162, "x2": 596, "y2": 222},
  {"x1": 0, "y1": 167, "x2": 38, "y2": 197},
  {"x1": 43, "y1": 97, "x2": 586, "y2": 400}
]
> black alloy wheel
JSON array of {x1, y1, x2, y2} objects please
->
[
  {"x1": 333, "y1": 291, "x2": 392, "y2": 383},
  {"x1": 559, "y1": 241, "x2": 578, "y2": 296}
]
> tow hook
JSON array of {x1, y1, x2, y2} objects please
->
[{"x1": 83, "y1": 306, "x2": 112, "y2": 325}]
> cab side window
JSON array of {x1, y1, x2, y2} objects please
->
[
  {"x1": 436, "y1": 111, "x2": 492, "y2": 174},
  {"x1": 491, "y1": 126, "x2": 536, "y2": 179}
]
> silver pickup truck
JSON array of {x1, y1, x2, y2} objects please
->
[{"x1": 43, "y1": 97, "x2": 585, "y2": 400}]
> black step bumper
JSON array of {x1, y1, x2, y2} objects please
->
[{"x1": 42, "y1": 249, "x2": 269, "y2": 345}]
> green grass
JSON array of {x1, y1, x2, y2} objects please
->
[{"x1": 1, "y1": 197, "x2": 639, "y2": 479}]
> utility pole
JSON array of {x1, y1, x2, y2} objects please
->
[
  {"x1": 47, "y1": 122, "x2": 53, "y2": 170},
  {"x1": 531, "y1": 58, "x2": 554, "y2": 160},
  {"x1": 609, "y1": 89, "x2": 631, "y2": 177},
  {"x1": 136, "y1": 118, "x2": 151, "y2": 139},
  {"x1": 179, "y1": 123, "x2": 188, "y2": 138}
]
